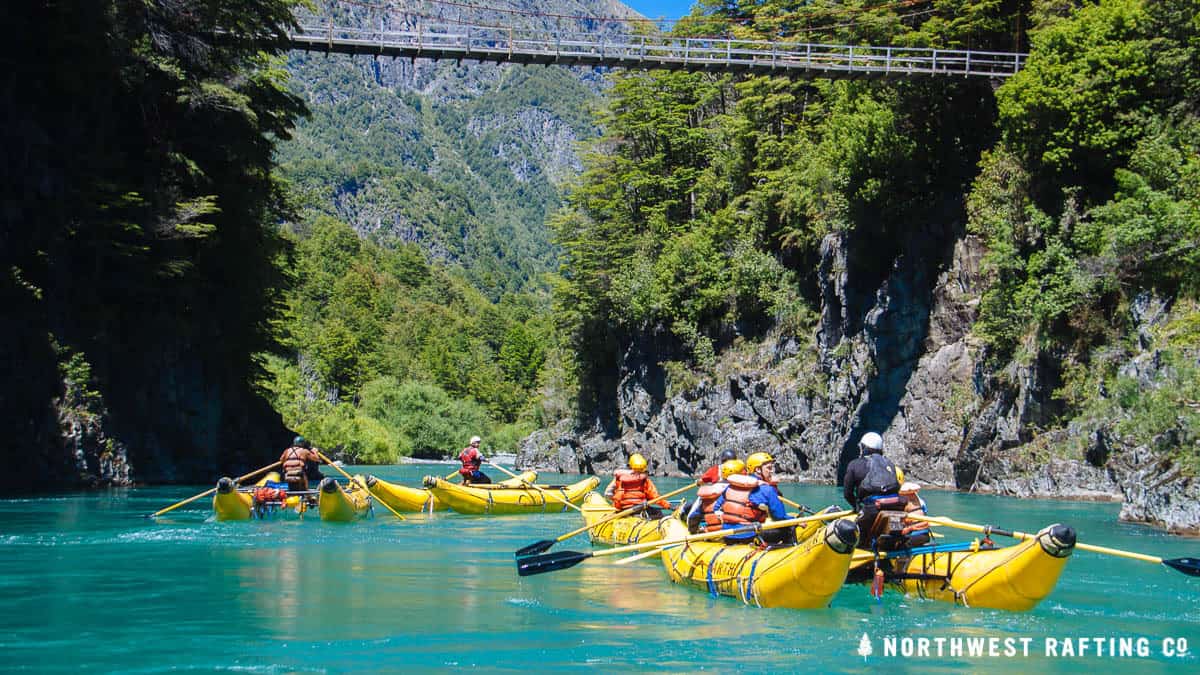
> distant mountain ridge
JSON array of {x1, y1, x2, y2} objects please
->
[{"x1": 279, "y1": 0, "x2": 647, "y2": 298}]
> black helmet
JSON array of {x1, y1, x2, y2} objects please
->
[
  {"x1": 293, "y1": 435, "x2": 306, "y2": 447},
  {"x1": 719, "y1": 449, "x2": 737, "y2": 462}
]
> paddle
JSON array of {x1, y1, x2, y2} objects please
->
[
  {"x1": 486, "y1": 461, "x2": 584, "y2": 513},
  {"x1": 516, "y1": 509, "x2": 854, "y2": 576},
  {"x1": 515, "y1": 480, "x2": 701, "y2": 558},
  {"x1": 908, "y1": 514, "x2": 1200, "y2": 577},
  {"x1": 316, "y1": 451, "x2": 406, "y2": 521},
  {"x1": 146, "y1": 461, "x2": 281, "y2": 518}
]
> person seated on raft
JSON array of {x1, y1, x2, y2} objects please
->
[
  {"x1": 604, "y1": 453, "x2": 670, "y2": 518},
  {"x1": 842, "y1": 431, "x2": 907, "y2": 550},
  {"x1": 686, "y1": 458, "x2": 745, "y2": 534},
  {"x1": 458, "y1": 435, "x2": 491, "y2": 485},
  {"x1": 713, "y1": 452, "x2": 795, "y2": 546},
  {"x1": 898, "y1": 482, "x2": 931, "y2": 548},
  {"x1": 699, "y1": 448, "x2": 739, "y2": 484},
  {"x1": 680, "y1": 449, "x2": 739, "y2": 519},
  {"x1": 280, "y1": 436, "x2": 325, "y2": 493}
]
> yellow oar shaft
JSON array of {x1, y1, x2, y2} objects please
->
[
  {"x1": 150, "y1": 461, "x2": 281, "y2": 518},
  {"x1": 317, "y1": 452, "x2": 406, "y2": 521},
  {"x1": 487, "y1": 461, "x2": 584, "y2": 513},
  {"x1": 909, "y1": 514, "x2": 1166, "y2": 565},
  {"x1": 597, "y1": 509, "x2": 854, "y2": 559},
  {"x1": 556, "y1": 480, "x2": 700, "y2": 543},
  {"x1": 1076, "y1": 542, "x2": 1163, "y2": 564}
]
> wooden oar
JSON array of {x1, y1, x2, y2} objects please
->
[
  {"x1": 487, "y1": 461, "x2": 584, "y2": 513},
  {"x1": 908, "y1": 514, "x2": 1200, "y2": 577},
  {"x1": 146, "y1": 461, "x2": 281, "y2": 518},
  {"x1": 316, "y1": 451, "x2": 406, "y2": 521},
  {"x1": 515, "y1": 480, "x2": 701, "y2": 557},
  {"x1": 516, "y1": 510, "x2": 853, "y2": 576}
]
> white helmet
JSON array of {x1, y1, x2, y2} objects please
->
[
  {"x1": 469, "y1": 436, "x2": 482, "y2": 445},
  {"x1": 859, "y1": 432, "x2": 884, "y2": 453}
]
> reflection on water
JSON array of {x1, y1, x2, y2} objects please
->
[{"x1": 0, "y1": 466, "x2": 1195, "y2": 672}]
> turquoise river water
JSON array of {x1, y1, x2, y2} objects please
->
[{"x1": 1, "y1": 463, "x2": 1197, "y2": 673}]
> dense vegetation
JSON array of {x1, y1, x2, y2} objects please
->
[
  {"x1": 552, "y1": 0, "x2": 1199, "y2": 468},
  {"x1": 261, "y1": 217, "x2": 555, "y2": 461},
  {"x1": 2, "y1": 0, "x2": 305, "y2": 484},
  {"x1": 970, "y1": 0, "x2": 1200, "y2": 470}
]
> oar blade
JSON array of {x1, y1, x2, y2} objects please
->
[
  {"x1": 516, "y1": 550, "x2": 591, "y2": 577},
  {"x1": 514, "y1": 539, "x2": 556, "y2": 558},
  {"x1": 1163, "y1": 557, "x2": 1200, "y2": 577}
]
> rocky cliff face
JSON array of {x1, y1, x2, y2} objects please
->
[{"x1": 519, "y1": 224, "x2": 1200, "y2": 534}]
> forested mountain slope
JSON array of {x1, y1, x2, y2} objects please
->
[{"x1": 264, "y1": 1, "x2": 646, "y2": 459}]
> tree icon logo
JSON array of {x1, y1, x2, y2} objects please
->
[{"x1": 857, "y1": 633, "x2": 873, "y2": 660}]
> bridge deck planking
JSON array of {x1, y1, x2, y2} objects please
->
[{"x1": 287, "y1": 21, "x2": 1025, "y2": 80}]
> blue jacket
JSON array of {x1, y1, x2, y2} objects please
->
[{"x1": 713, "y1": 482, "x2": 790, "y2": 541}]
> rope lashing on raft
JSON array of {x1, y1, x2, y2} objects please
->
[{"x1": 706, "y1": 546, "x2": 728, "y2": 598}]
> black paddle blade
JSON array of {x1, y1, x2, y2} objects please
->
[
  {"x1": 515, "y1": 539, "x2": 556, "y2": 558},
  {"x1": 1163, "y1": 557, "x2": 1200, "y2": 577},
  {"x1": 516, "y1": 550, "x2": 591, "y2": 577}
]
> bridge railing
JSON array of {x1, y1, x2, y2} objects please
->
[{"x1": 291, "y1": 20, "x2": 1025, "y2": 78}]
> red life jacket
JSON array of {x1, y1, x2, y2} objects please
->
[
  {"x1": 611, "y1": 469, "x2": 650, "y2": 510},
  {"x1": 696, "y1": 482, "x2": 726, "y2": 532},
  {"x1": 281, "y1": 447, "x2": 307, "y2": 483},
  {"x1": 459, "y1": 447, "x2": 482, "y2": 473},
  {"x1": 720, "y1": 474, "x2": 765, "y2": 526}
]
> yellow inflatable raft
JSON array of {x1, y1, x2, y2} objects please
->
[
  {"x1": 365, "y1": 471, "x2": 538, "y2": 513},
  {"x1": 581, "y1": 492, "x2": 664, "y2": 546},
  {"x1": 848, "y1": 524, "x2": 1076, "y2": 611},
  {"x1": 318, "y1": 476, "x2": 372, "y2": 522},
  {"x1": 423, "y1": 475, "x2": 600, "y2": 515},
  {"x1": 212, "y1": 472, "x2": 306, "y2": 521},
  {"x1": 656, "y1": 512, "x2": 859, "y2": 608}
]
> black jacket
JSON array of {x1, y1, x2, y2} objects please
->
[{"x1": 843, "y1": 453, "x2": 900, "y2": 508}]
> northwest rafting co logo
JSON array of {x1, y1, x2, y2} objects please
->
[
  {"x1": 854, "y1": 634, "x2": 1191, "y2": 659},
  {"x1": 857, "y1": 633, "x2": 873, "y2": 660}
]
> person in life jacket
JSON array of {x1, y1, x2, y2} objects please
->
[
  {"x1": 898, "y1": 482, "x2": 931, "y2": 547},
  {"x1": 280, "y1": 436, "x2": 324, "y2": 492},
  {"x1": 699, "y1": 449, "x2": 738, "y2": 484},
  {"x1": 687, "y1": 458, "x2": 745, "y2": 533},
  {"x1": 458, "y1": 436, "x2": 491, "y2": 485},
  {"x1": 842, "y1": 431, "x2": 906, "y2": 547},
  {"x1": 713, "y1": 452, "x2": 794, "y2": 546},
  {"x1": 604, "y1": 453, "x2": 670, "y2": 514}
]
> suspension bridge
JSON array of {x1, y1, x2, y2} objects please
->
[{"x1": 289, "y1": 12, "x2": 1027, "y2": 80}]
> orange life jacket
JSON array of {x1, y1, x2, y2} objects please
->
[
  {"x1": 281, "y1": 447, "x2": 307, "y2": 483},
  {"x1": 901, "y1": 500, "x2": 930, "y2": 536},
  {"x1": 720, "y1": 474, "x2": 765, "y2": 526},
  {"x1": 696, "y1": 482, "x2": 726, "y2": 531},
  {"x1": 611, "y1": 469, "x2": 650, "y2": 510},
  {"x1": 254, "y1": 486, "x2": 287, "y2": 503}
]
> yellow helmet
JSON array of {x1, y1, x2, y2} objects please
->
[
  {"x1": 628, "y1": 453, "x2": 648, "y2": 472},
  {"x1": 746, "y1": 452, "x2": 774, "y2": 474},
  {"x1": 720, "y1": 459, "x2": 746, "y2": 479}
]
